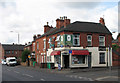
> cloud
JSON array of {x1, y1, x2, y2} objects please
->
[{"x1": 0, "y1": 0, "x2": 118, "y2": 44}]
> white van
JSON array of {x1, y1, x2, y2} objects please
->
[{"x1": 6, "y1": 57, "x2": 17, "y2": 66}]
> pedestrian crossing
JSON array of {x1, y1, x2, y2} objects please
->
[{"x1": 65, "y1": 75, "x2": 94, "y2": 81}]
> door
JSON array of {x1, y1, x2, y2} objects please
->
[
  {"x1": 88, "y1": 52, "x2": 92, "y2": 68},
  {"x1": 63, "y1": 55, "x2": 69, "y2": 68}
]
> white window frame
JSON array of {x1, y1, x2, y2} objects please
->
[
  {"x1": 33, "y1": 43, "x2": 35, "y2": 51},
  {"x1": 99, "y1": 36, "x2": 105, "y2": 46},
  {"x1": 87, "y1": 35, "x2": 92, "y2": 46},
  {"x1": 43, "y1": 39, "x2": 46, "y2": 50},
  {"x1": 73, "y1": 34, "x2": 80, "y2": 46},
  {"x1": 37, "y1": 42, "x2": 39, "y2": 50}
]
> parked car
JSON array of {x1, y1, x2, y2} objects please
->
[
  {"x1": 6, "y1": 57, "x2": 17, "y2": 66},
  {"x1": 1, "y1": 59, "x2": 6, "y2": 65}
]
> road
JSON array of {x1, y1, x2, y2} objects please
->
[
  {"x1": 2, "y1": 65, "x2": 119, "y2": 82},
  {"x1": 2, "y1": 65, "x2": 91, "y2": 81}
]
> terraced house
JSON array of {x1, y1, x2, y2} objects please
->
[{"x1": 30, "y1": 16, "x2": 112, "y2": 68}]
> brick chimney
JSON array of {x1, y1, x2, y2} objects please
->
[
  {"x1": 63, "y1": 16, "x2": 70, "y2": 28},
  {"x1": 56, "y1": 17, "x2": 64, "y2": 29},
  {"x1": 99, "y1": 17, "x2": 105, "y2": 25},
  {"x1": 37, "y1": 34, "x2": 41, "y2": 38},
  {"x1": 44, "y1": 22, "x2": 53, "y2": 33},
  {"x1": 33, "y1": 35, "x2": 37, "y2": 41}
]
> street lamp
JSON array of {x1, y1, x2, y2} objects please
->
[{"x1": 10, "y1": 31, "x2": 20, "y2": 44}]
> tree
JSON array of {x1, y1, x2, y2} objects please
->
[
  {"x1": 112, "y1": 44, "x2": 119, "y2": 50},
  {"x1": 22, "y1": 49, "x2": 30, "y2": 62}
]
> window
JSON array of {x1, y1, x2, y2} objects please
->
[
  {"x1": 48, "y1": 38, "x2": 52, "y2": 49},
  {"x1": 87, "y1": 35, "x2": 92, "y2": 46},
  {"x1": 12, "y1": 51, "x2": 14, "y2": 54},
  {"x1": 37, "y1": 42, "x2": 39, "y2": 50},
  {"x1": 5, "y1": 51, "x2": 10, "y2": 54},
  {"x1": 73, "y1": 34, "x2": 80, "y2": 46},
  {"x1": 43, "y1": 39, "x2": 46, "y2": 50},
  {"x1": 54, "y1": 55, "x2": 61, "y2": 64},
  {"x1": 16, "y1": 51, "x2": 17, "y2": 54},
  {"x1": 56, "y1": 35, "x2": 61, "y2": 47},
  {"x1": 99, "y1": 53, "x2": 105, "y2": 64},
  {"x1": 99, "y1": 36, "x2": 105, "y2": 46},
  {"x1": 72, "y1": 55, "x2": 86, "y2": 64},
  {"x1": 33, "y1": 43, "x2": 35, "y2": 51}
]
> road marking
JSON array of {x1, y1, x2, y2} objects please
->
[
  {"x1": 23, "y1": 74, "x2": 33, "y2": 78},
  {"x1": 95, "y1": 76, "x2": 119, "y2": 81},
  {"x1": 7, "y1": 69, "x2": 11, "y2": 71},
  {"x1": 40, "y1": 78, "x2": 45, "y2": 81},
  {"x1": 14, "y1": 71, "x2": 20, "y2": 74}
]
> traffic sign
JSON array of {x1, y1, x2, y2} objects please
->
[{"x1": 69, "y1": 50, "x2": 72, "y2": 53}]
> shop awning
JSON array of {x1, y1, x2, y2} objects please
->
[
  {"x1": 50, "y1": 51, "x2": 61, "y2": 56},
  {"x1": 72, "y1": 50, "x2": 89, "y2": 55}
]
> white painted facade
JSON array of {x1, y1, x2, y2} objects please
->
[{"x1": 47, "y1": 46, "x2": 112, "y2": 68}]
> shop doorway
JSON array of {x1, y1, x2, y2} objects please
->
[{"x1": 63, "y1": 55, "x2": 69, "y2": 68}]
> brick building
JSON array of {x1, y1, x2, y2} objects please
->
[
  {"x1": 31, "y1": 17, "x2": 112, "y2": 68},
  {"x1": 112, "y1": 33, "x2": 120, "y2": 66},
  {"x1": 0, "y1": 43, "x2": 24, "y2": 61}
]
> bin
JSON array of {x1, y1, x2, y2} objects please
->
[
  {"x1": 47, "y1": 63, "x2": 51, "y2": 69},
  {"x1": 33, "y1": 61, "x2": 36, "y2": 67}
]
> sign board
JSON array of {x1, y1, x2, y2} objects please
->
[
  {"x1": 28, "y1": 55, "x2": 31, "y2": 58},
  {"x1": 69, "y1": 50, "x2": 72, "y2": 53}
]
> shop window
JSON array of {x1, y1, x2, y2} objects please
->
[
  {"x1": 72, "y1": 55, "x2": 86, "y2": 64},
  {"x1": 54, "y1": 55, "x2": 61, "y2": 64},
  {"x1": 99, "y1": 36, "x2": 105, "y2": 46},
  {"x1": 87, "y1": 35, "x2": 92, "y2": 46},
  {"x1": 73, "y1": 34, "x2": 80, "y2": 46},
  {"x1": 99, "y1": 53, "x2": 105, "y2": 64}
]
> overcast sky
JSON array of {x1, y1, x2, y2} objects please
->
[{"x1": 0, "y1": 0, "x2": 119, "y2": 44}]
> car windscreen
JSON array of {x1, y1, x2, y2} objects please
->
[{"x1": 9, "y1": 59, "x2": 16, "y2": 62}]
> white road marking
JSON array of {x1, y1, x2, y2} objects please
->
[
  {"x1": 14, "y1": 71, "x2": 20, "y2": 74},
  {"x1": 7, "y1": 69, "x2": 11, "y2": 71},
  {"x1": 40, "y1": 78, "x2": 45, "y2": 81},
  {"x1": 95, "y1": 76, "x2": 119, "y2": 81},
  {"x1": 23, "y1": 74, "x2": 33, "y2": 78}
]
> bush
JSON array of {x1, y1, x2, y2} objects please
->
[{"x1": 22, "y1": 49, "x2": 30, "y2": 62}]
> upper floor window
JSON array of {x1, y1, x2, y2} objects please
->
[
  {"x1": 87, "y1": 35, "x2": 92, "y2": 46},
  {"x1": 56, "y1": 35, "x2": 61, "y2": 47},
  {"x1": 73, "y1": 34, "x2": 80, "y2": 46},
  {"x1": 48, "y1": 38, "x2": 52, "y2": 49},
  {"x1": 33, "y1": 43, "x2": 35, "y2": 51},
  {"x1": 5, "y1": 51, "x2": 10, "y2": 54},
  {"x1": 37, "y1": 42, "x2": 39, "y2": 50},
  {"x1": 12, "y1": 51, "x2": 14, "y2": 54},
  {"x1": 43, "y1": 39, "x2": 46, "y2": 50},
  {"x1": 99, "y1": 36, "x2": 105, "y2": 46}
]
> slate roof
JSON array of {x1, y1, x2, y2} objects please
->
[
  {"x1": 2, "y1": 44, "x2": 24, "y2": 51},
  {"x1": 37, "y1": 21, "x2": 112, "y2": 39}
]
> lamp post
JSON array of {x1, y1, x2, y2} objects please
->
[{"x1": 10, "y1": 31, "x2": 20, "y2": 44}]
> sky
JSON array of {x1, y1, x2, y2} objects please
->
[{"x1": 0, "y1": 0, "x2": 119, "y2": 44}]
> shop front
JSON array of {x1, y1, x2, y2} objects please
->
[{"x1": 50, "y1": 50, "x2": 90, "y2": 68}]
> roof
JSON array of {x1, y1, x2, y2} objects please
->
[
  {"x1": 37, "y1": 21, "x2": 112, "y2": 39},
  {"x1": 2, "y1": 44, "x2": 25, "y2": 51}
]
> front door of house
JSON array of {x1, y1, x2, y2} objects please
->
[
  {"x1": 88, "y1": 52, "x2": 92, "y2": 68},
  {"x1": 63, "y1": 55, "x2": 69, "y2": 68}
]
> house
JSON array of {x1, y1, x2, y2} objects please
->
[
  {"x1": 112, "y1": 33, "x2": 120, "y2": 66},
  {"x1": 31, "y1": 16, "x2": 112, "y2": 68},
  {"x1": 0, "y1": 43, "x2": 24, "y2": 62}
]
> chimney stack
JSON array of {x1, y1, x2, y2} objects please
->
[
  {"x1": 56, "y1": 16, "x2": 70, "y2": 29},
  {"x1": 44, "y1": 22, "x2": 53, "y2": 33},
  {"x1": 37, "y1": 34, "x2": 41, "y2": 38},
  {"x1": 99, "y1": 17, "x2": 105, "y2": 25},
  {"x1": 33, "y1": 35, "x2": 37, "y2": 41}
]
